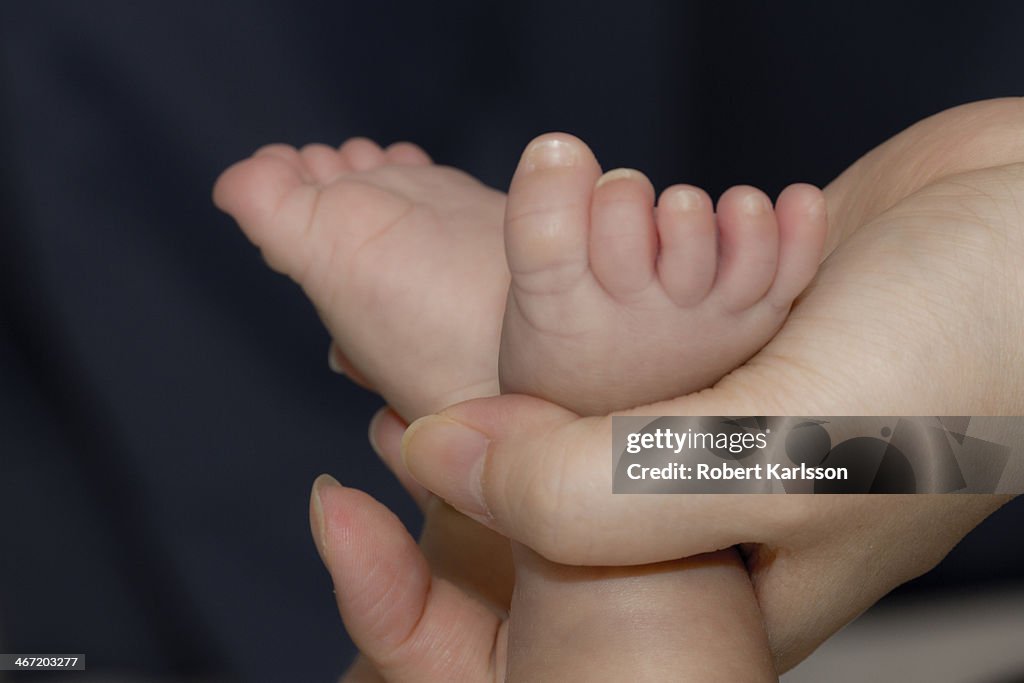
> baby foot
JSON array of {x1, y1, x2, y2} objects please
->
[
  {"x1": 499, "y1": 133, "x2": 827, "y2": 415},
  {"x1": 214, "y1": 138, "x2": 508, "y2": 419}
]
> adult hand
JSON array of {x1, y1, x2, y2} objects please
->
[
  {"x1": 399, "y1": 162, "x2": 1024, "y2": 670},
  {"x1": 316, "y1": 408, "x2": 512, "y2": 683},
  {"x1": 334, "y1": 98, "x2": 1024, "y2": 674}
]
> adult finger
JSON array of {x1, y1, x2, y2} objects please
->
[
  {"x1": 311, "y1": 475, "x2": 506, "y2": 683},
  {"x1": 401, "y1": 393, "x2": 806, "y2": 565},
  {"x1": 339, "y1": 656, "x2": 386, "y2": 682},
  {"x1": 369, "y1": 406, "x2": 515, "y2": 607},
  {"x1": 368, "y1": 407, "x2": 430, "y2": 509}
]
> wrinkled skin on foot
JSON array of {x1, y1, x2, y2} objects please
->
[
  {"x1": 402, "y1": 164, "x2": 1024, "y2": 674},
  {"x1": 214, "y1": 139, "x2": 506, "y2": 420},
  {"x1": 348, "y1": 100, "x2": 1024, "y2": 679},
  {"x1": 222, "y1": 98, "x2": 1024, "y2": 681},
  {"x1": 494, "y1": 133, "x2": 795, "y2": 682},
  {"x1": 498, "y1": 133, "x2": 827, "y2": 416}
]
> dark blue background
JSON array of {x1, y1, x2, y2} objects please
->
[{"x1": 2, "y1": 2, "x2": 1022, "y2": 681}]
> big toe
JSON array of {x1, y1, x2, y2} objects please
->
[
  {"x1": 214, "y1": 150, "x2": 316, "y2": 274},
  {"x1": 504, "y1": 133, "x2": 602, "y2": 295}
]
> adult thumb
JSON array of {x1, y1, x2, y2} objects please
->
[{"x1": 401, "y1": 393, "x2": 782, "y2": 565}]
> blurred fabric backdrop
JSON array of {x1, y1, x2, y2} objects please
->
[{"x1": 2, "y1": 2, "x2": 1023, "y2": 681}]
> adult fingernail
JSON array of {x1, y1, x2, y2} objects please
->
[
  {"x1": 524, "y1": 137, "x2": 578, "y2": 171},
  {"x1": 367, "y1": 408, "x2": 386, "y2": 455},
  {"x1": 402, "y1": 415, "x2": 490, "y2": 518},
  {"x1": 310, "y1": 474, "x2": 341, "y2": 561}
]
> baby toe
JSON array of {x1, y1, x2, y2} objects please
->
[
  {"x1": 766, "y1": 183, "x2": 827, "y2": 309},
  {"x1": 385, "y1": 141, "x2": 433, "y2": 166},
  {"x1": 588, "y1": 169, "x2": 658, "y2": 300},
  {"x1": 655, "y1": 184, "x2": 717, "y2": 307},
  {"x1": 339, "y1": 137, "x2": 386, "y2": 171},
  {"x1": 300, "y1": 143, "x2": 348, "y2": 184},
  {"x1": 504, "y1": 132, "x2": 602, "y2": 296},
  {"x1": 711, "y1": 186, "x2": 779, "y2": 312}
]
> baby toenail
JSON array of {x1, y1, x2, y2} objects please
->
[
  {"x1": 742, "y1": 193, "x2": 772, "y2": 214},
  {"x1": 667, "y1": 187, "x2": 703, "y2": 212},
  {"x1": 808, "y1": 194, "x2": 827, "y2": 217},
  {"x1": 525, "y1": 138, "x2": 578, "y2": 170},
  {"x1": 595, "y1": 168, "x2": 642, "y2": 188}
]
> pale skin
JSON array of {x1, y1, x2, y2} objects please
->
[
  {"x1": 497, "y1": 136, "x2": 826, "y2": 415},
  {"x1": 216, "y1": 98, "x2": 1024, "y2": 679},
  {"x1": 215, "y1": 120, "x2": 825, "y2": 680},
  {"x1": 399, "y1": 105, "x2": 1024, "y2": 674},
  {"x1": 213, "y1": 138, "x2": 507, "y2": 421},
  {"x1": 494, "y1": 133, "x2": 826, "y2": 682}
]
